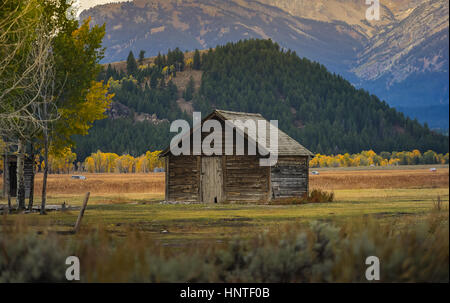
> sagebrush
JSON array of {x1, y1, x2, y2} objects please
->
[
  {"x1": 1, "y1": 212, "x2": 448, "y2": 282},
  {"x1": 271, "y1": 189, "x2": 334, "y2": 205}
]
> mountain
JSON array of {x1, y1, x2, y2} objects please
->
[
  {"x1": 352, "y1": 0, "x2": 449, "y2": 113},
  {"x1": 81, "y1": 0, "x2": 367, "y2": 74},
  {"x1": 262, "y1": 0, "x2": 449, "y2": 111},
  {"x1": 73, "y1": 40, "x2": 448, "y2": 160},
  {"x1": 80, "y1": 0, "x2": 449, "y2": 129}
]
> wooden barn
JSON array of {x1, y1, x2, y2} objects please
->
[
  {"x1": 160, "y1": 110, "x2": 313, "y2": 204},
  {"x1": 2, "y1": 155, "x2": 35, "y2": 199}
]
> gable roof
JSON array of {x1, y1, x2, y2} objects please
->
[{"x1": 161, "y1": 109, "x2": 313, "y2": 157}]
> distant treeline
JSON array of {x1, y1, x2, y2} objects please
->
[
  {"x1": 310, "y1": 149, "x2": 449, "y2": 168},
  {"x1": 46, "y1": 150, "x2": 164, "y2": 174},
  {"x1": 2, "y1": 149, "x2": 447, "y2": 174}
]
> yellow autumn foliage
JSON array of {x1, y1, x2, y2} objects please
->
[
  {"x1": 309, "y1": 150, "x2": 449, "y2": 168},
  {"x1": 2, "y1": 147, "x2": 447, "y2": 174}
]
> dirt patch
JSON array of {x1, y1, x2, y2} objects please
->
[
  {"x1": 171, "y1": 69, "x2": 203, "y2": 96},
  {"x1": 222, "y1": 217, "x2": 252, "y2": 222},
  {"x1": 176, "y1": 98, "x2": 194, "y2": 115},
  {"x1": 371, "y1": 212, "x2": 413, "y2": 218}
]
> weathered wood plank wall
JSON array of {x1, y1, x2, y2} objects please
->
[
  {"x1": 165, "y1": 116, "x2": 310, "y2": 204},
  {"x1": 271, "y1": 156, "x2": 309, "y2": 199},
  {"x1": 224, "y1": 155, "x2": 270, "y2": 203},
  {"x1": 167, "y1": 155, "x2": 200, "y2": 202}
]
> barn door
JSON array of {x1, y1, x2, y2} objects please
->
[{"x1": 201, "y1": 157, "x2": 224, "y2": 203}]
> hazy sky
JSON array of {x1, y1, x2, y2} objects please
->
[{"x1": 76, "y1": 0, "x2": 130, "y2": 14}]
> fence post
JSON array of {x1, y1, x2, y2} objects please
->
[{"x1": 74, "y1": 192, "x2": 90, "y2": 233}]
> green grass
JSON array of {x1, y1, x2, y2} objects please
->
[
  {"x1": 18, "y1": 192, "x2": 165, "y2": 206},
  {"x1": 3, "y1": 187, "x2": 447, "y2": 243}
]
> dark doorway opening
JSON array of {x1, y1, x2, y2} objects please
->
[{"x1": 9, "y1": 162, "x2": 17, "y2": 197}]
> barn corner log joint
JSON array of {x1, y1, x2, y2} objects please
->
[{"x1": 160, "y1": 110, "x2": 313, "y2": 204}]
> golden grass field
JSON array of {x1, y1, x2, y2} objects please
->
[
  {"x1": 2, "y1": 165, "x2": 447, "y2": 197},
  {"x1": 310, "y1": 167, "x2": 449, "y2": 190},
  {"x1": 33, "y1": 172, "x2": 165, "y2": 195}
]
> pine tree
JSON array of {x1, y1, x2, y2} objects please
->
[
  {"x1": 127, "y1": 51, "x2": 138, "y2": 75},
  {"x1": 150, "y1": 72, "x2": 158, "y2": 89},
  {"x1": 183, "y1": 76, "x2": 195, "y2": 101},
  {"x1": 138, "y1": 50, "x2": 146, "y2": 66},
  {"x1": 155, "y1": 52, "x2": 163, "y2": 67},
  {"x1": 193, "y1": 49, "x2": 201, "y2": 70}
]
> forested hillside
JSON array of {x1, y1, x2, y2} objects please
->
[
  {"x1": 73, "y1": 49, "x2": 189, "y2": 160},
  {"x1": 194, "y1": 40, "x2": 448, "y2": 154},
  {"x1": 81, "y1": 0, "x2": 449, "y2": 129},
  {"x1": 73, "y1": 39, "x2": 448, "y2": 161}
]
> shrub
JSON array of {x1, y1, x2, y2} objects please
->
[
  {"x1": 308, "y1": 189, "x2": 334, "y2": 203},
  {"x1": 0, "y1": 211, "x2": 448, "y2": 282},
  {"x1": 0, "y1": 233, "x2": 69, "y2": 282},
  {"x1": 271, "y1": 189, "x2": 334, "y2": 205}
]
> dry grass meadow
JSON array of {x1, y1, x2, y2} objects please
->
[
  {"x1": 33, "y1": 172, "x2": 165, "y2": 195},
  {"x1": 2, "y1": 165, "x2": 447, "y2": 197},
  {"x1": 310, "y1": 166, "x2": 449, "y2": 190}
]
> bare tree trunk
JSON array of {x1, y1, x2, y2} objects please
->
[
  {"x1": 2, "y1": 146, "x2": 6, "y2": 199},
  {"x1": 41, "y1": 128, "x2": 48, "y2": 215},
  {"x1": 4, "y1": 145, "x2": 11, "y2": 212},
  {"x1": 16, "y1": 138, "x2": 26, "y2": 210},
  {"x1": 27, "y1": 142, "x2": 35, "y2": 210}
]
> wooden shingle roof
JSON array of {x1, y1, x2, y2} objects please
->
[
  {"x1": 214, "y1": 110, "x2": 313, "y2": 157},
  {"x1": 161, "y1": 109, "x2": 313, "y2": 157}
]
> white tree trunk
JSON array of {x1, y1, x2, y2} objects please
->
[{"x1": 27, "y1": 143, "x2": 35, "y2": 210}]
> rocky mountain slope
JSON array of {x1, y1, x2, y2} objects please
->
[
  {"x1": 353, "y1": 0, "x2": 449, "y2": 108},
  {"x1": 82, "y1": 0, "x2": 366, "y2": 73},
  {"x1": 80, "y1": 0, "x2": 449, "y2": 128}
]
